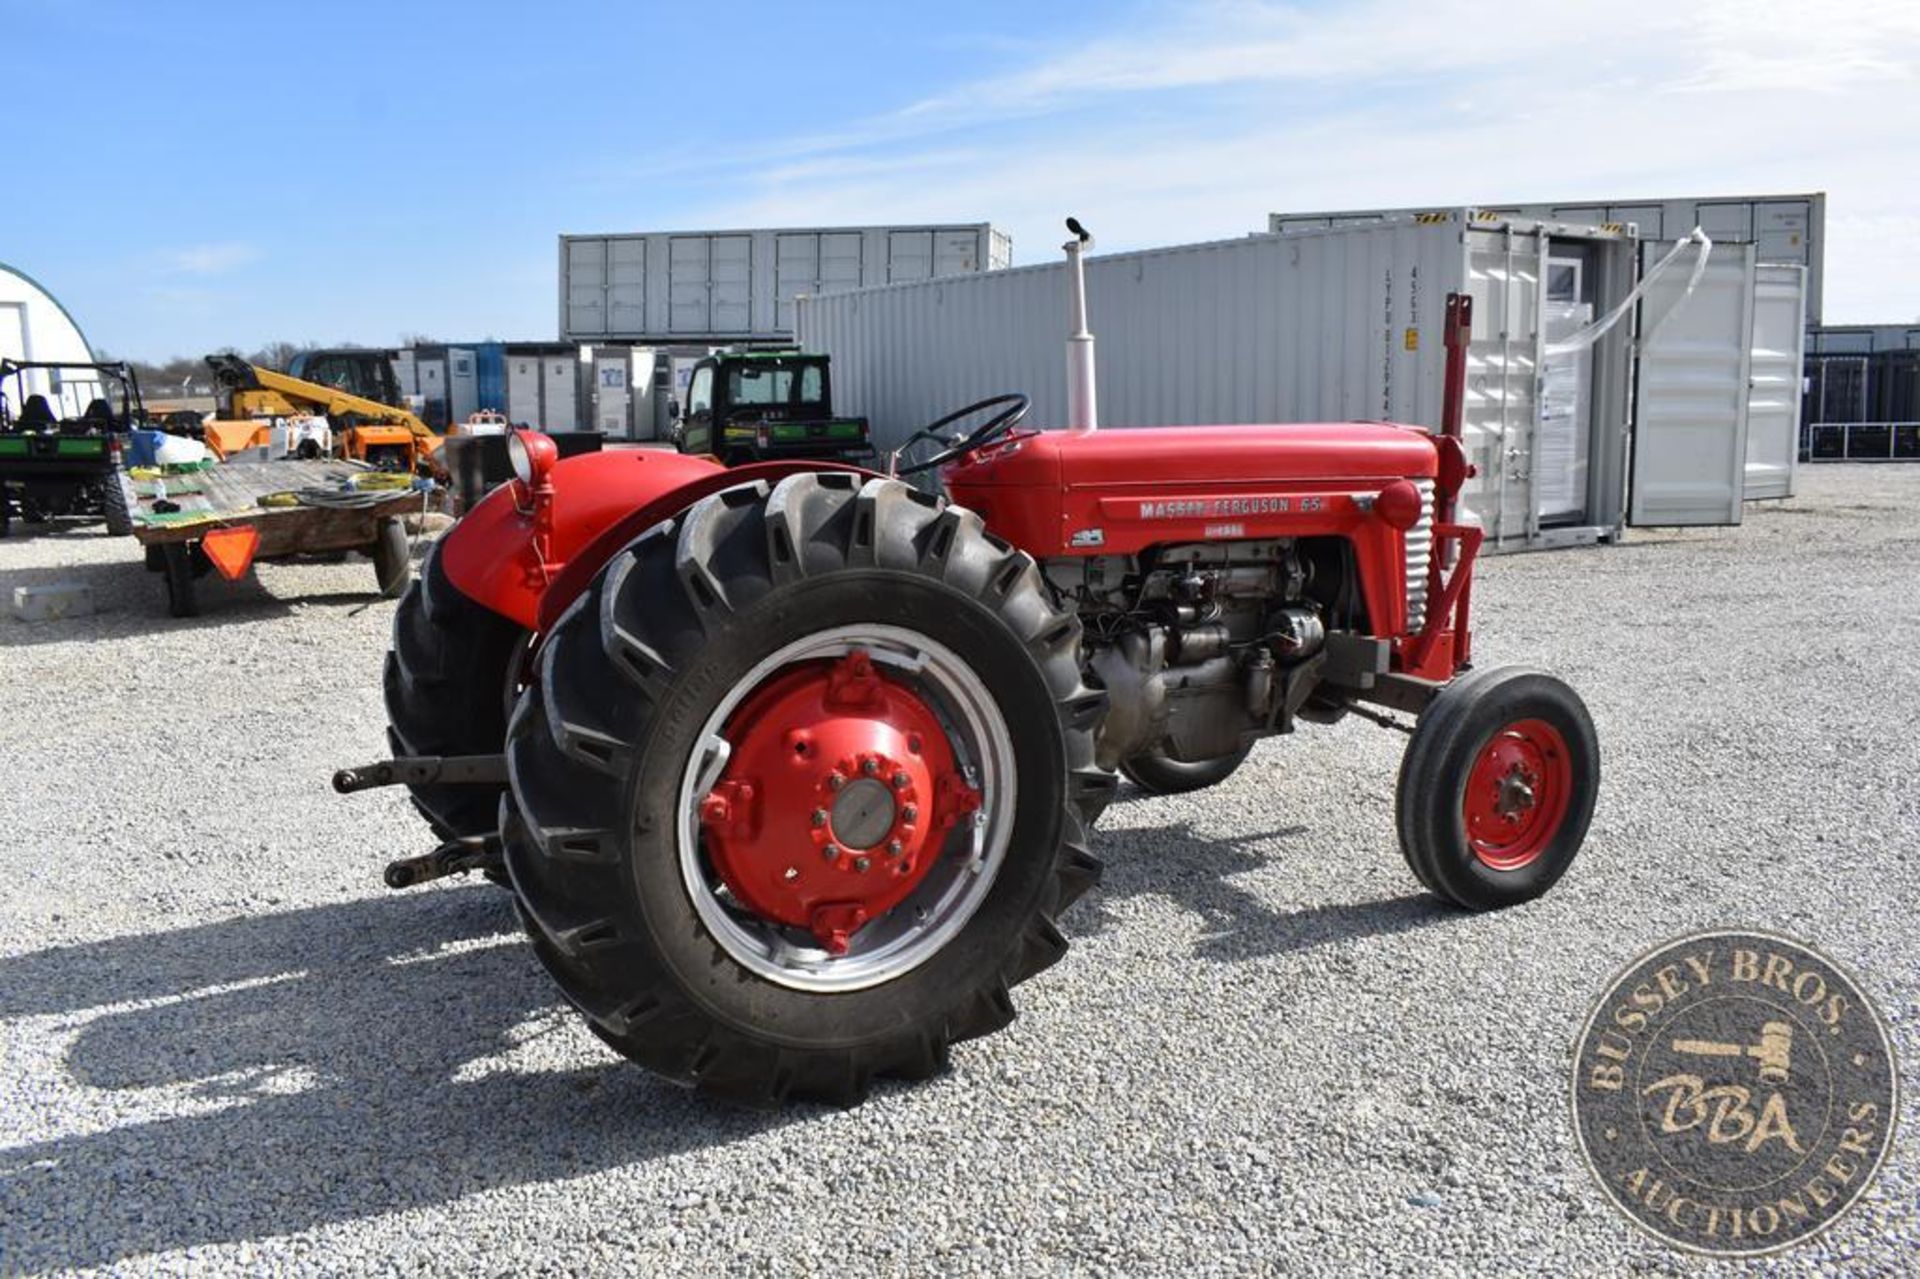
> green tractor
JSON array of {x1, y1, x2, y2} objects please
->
[
  {"x1": 672, "y1": 350, "x2": 871, "y2": 465},
  {"x1": 0, "y1": 359, "x2": 140, "y2": 536}
]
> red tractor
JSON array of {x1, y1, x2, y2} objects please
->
[{"x1": 337, "y1": 226, "x2": 1599, "y2": 1107}]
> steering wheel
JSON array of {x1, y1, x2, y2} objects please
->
[{"x1": 893, "y1": 393, "x2": 1030, "y2": 476}]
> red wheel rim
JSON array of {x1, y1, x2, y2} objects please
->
[{"x1": 1462, "y1": 717, "x2": 1573, "y2": 871}]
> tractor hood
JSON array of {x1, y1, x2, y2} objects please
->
[{"x1": 943, "y1": 422, "x2": 1439, "y2": 490}]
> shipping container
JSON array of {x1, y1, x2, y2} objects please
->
[
  {"x1": 558, "y1": 224, "x2": 1011, "y2": 343},
  {"x1": 1268, "y1": 193, "x2": 1827, "y2": 322},
  {"x1": 798, "y1": 214, "x2": 1805, "y2": 552}
]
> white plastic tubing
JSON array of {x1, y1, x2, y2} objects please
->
[{"x1": 1545, "y1": 227, "x2": 1714, "y2": 358}]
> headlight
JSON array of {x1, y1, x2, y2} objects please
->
[{"x1": 507, "y1": 429, "x2": 557, "y2": 488}]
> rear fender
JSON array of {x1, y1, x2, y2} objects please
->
[{"x1": 437, "y1": 450, "x2": 874, "y2": 633}]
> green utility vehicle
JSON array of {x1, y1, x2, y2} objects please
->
[
  {"x1": 0, "y1": 359, "x2": 139, "y2": 536},
  {"x1": 672, "y1": 350, "x2": 870, "y2": 465}
]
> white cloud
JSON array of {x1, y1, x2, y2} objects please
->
[
  {"x1": 163, "y1": 242, "x2": 259, "y2": 275},
  {"x1": 683, "y1": 0, "x2": 1920, "y2": 321}
]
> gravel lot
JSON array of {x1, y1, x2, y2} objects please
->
[{"x1": 1, "y1": 466, "x2": 1914, "y2": 1276}]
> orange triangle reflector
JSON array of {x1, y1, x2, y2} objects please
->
[{"x1": 201, "y1": 525, "x2": 260, "y2": 581}]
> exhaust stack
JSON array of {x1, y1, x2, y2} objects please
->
[{"x1": 1063, "y1": 217, "x2": 1097, "y2": 432}]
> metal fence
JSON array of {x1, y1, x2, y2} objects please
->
[{"x1": 1801, "y1": 422, "x2": 1920, "y2": 462}]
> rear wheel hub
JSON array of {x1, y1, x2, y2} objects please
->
[{"x1": 698, "y1": 650, "x2": 982, "y2": 954}]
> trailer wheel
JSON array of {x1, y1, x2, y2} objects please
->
[
  {"x1": 503, "y1": 474, "x2": 1113, "y2": 1107},
  {"x1": 384, "y1": 540, "x2": 529, "y2": 841},
  {"x1": 371, "y1": 517, "x2": 412, "y2": 598},
  {"x1": 100, "y1": 473, "x2": 135, "y2": 537},
  {"x1": 161, "y1": 543, "x2": 198, "y2": 617},
  {"x1": 1396, "y1": 666, "x2": 1598, "y2": 910},
  {"x1": 1120, "y1": 745, "x2": 1251, "y2": 795}
]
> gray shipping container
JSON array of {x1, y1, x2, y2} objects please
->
[
  {"x1": 797, "y1": 213, "x2": 1806, "y2": 551},
  {"x1": 1268, "y1": 193, "x2": 1826, "y2": 322},
  {"x1": 559, "y1": 224, "x2": 1012, "y2": 343}
]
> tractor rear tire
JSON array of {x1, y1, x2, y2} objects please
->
[
  {"x1": 384, "y1": 540, "x2": 529, "y2": 841},
  {"x1": 502, "y1": 474, "x2": 1114, "y2": 1107},
  {"x1": 371, "y1": 517, "x2": 412, "y2": 598},
  {"x1": 1396, "y1": 665, "x2": 1598, "y2": 910},
  {"x1": 1121, "y1": 745, "x2": 1251, "y2": 795},
  {"x1": 101, "y1": 473, "x2": 134, "y2": 536}
]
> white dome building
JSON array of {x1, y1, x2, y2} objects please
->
[{"x1": 1, "y1": 261, "x2": 106, "y2": 419}]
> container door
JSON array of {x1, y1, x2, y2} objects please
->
[
  {"x1": 775, "y1": 234, "x2": 818, "y2": 332},
  {"x1": 1753, "y1": 201, "x2": 1811, "y2": 265},
  {"x1": 1629, "y1": 242, "x2": 1755, "y2": 526},
  {"x1": 819, "y1": 232, "x2": 863, "y2": 293},
  {"x1": 594, "y1": 353, "x2": 631, "y2": 436},
  {"x1": 607, "y1": 240, "x2": 647, "y2": 334},
  {"x1": 416, "y1": 357, "x2": 447, "y2": 429},
  {"x1": 669, "y1": 236, "x2": 711, "y2": 333},
  {"x1": 566, "y1": 239, "x2": 608, "y2": 336},
  {"x1": 447, "y1": 348, "x2": 478, "y2": 422},
  {"x1": 934, "y1": 229, "x2": 979, "y2": 276},
  {"x1": 507, "y1": 357, "x2": 543, "y2": 426},
  {"x1": 710, "y1": 235, "x2": 752, "y2": 333},
  {"x1": 887, "y1": 230, "x2": 933, "y2": 282},
  {"x1": 544, "y1": 356, "x2": 578, "y2": 432},
  {"x1": 1742, "y1": 264, "x2": 1806, "y2": 501}
]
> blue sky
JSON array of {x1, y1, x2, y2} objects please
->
[{"x1": 9, "y1": 0, "x2": 1918, "y2": 360}]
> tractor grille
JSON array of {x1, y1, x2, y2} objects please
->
[{"x1": 1404, "y1": 479, "x2": 1435, "y2": 630}]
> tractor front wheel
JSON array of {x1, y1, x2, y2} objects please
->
[
  {"x1": 502, "y1": 474, "x2": 1112, "y2": 1106},
  {"x1": 1396, "y1": 665, "x2": 1598, "y2": 910},
  {"x1": 383, "y1": 541, "x2": 529, "y2": 840}
]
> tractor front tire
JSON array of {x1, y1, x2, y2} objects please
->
[
  {"x1": 1121, "y1": 745, "x2": 1251, "y2": 795},
  {"x1": 1396, "y1": 665, "x2": 1598, "y2": 910},
  {"x1": 384, "y1": 541, "x2": 529, "y2": 841},
  {"x1": 502, "y1": 474, "x2": 1113, "y2": 1107}
]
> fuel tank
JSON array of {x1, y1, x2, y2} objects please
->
[{"x1": 942, "y1": 423, "x2": 1438, "y2": 559}]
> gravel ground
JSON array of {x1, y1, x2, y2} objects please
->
[{"x1": 1, "y1": 466, "x2": 1914, "y2": 1276}]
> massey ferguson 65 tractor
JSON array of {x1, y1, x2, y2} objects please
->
[{"x1": 337, "y1": 223, "x2": 1599, "y2": 1107}]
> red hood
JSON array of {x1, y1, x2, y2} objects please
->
[{"x1": 945, "y1": 423, "x2": 1438, "y2": 488}]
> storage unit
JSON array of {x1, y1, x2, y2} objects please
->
[
  {"x1": 502, "y1": 343, "x2": 584, "y2": 432},
  {"x1": 1269, "y1": 193, "x2": 1827, "y2": 322},
  {"x1": 0, "y1": 262, "x2": 104, "y2": 417},
  {"x1": 559, "y1": 224, "x2": 1011, "y2": 343},
  {"x1": 799, "y1": 214, "x2": 1804, "y2": 552}
]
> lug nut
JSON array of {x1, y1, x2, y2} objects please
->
[
  {"x1": 892, "y1": 771, "x2": 910, "y2": 790},
  {"x1": 822, "y1": 844, "x2": 839, "y2": 861},
  {"x1": 828, "y1": 773, "x2": 845, "y2": 791},
  {"x1": 812, "y1": 808, "x2": 827, "y2": 827},
  {"x1": 886, "y1": 839, "x2": 903, "y2": 856},
  {"x1": 902, "y1": 805, "x2": 918, "y2": 823},
  {"x1": 862, "y1": 758, "x2": 879, "y2": 776},
  {"x1": 854, "y1": 856, "x2": 871, "y2": 873}
]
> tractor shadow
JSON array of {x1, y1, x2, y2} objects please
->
[
  {"x1": 0, "y1": 888, "x2": 785, "y2": 1272},
  {"x1": 1068, "y1": 814, "x2": 1455, "y2": 961}
]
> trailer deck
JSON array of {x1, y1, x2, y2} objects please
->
[{"x1": 129, "y1": 460, "x2": 427, "y2": 615}]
